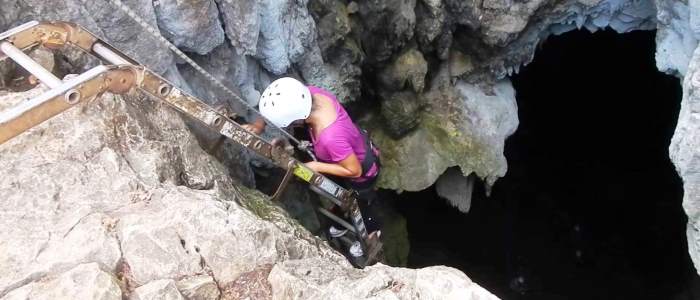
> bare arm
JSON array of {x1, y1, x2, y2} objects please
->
[
  {"x1": 241, "y1": 117, "x2": 266, "y2": 135},
  {"x1": 305, "y1": 153, "x2": 362, "y2": 178}
]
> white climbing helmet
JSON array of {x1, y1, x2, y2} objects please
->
[{"x1": 259, "y1": 77, "x2": 312, "y2": 128}]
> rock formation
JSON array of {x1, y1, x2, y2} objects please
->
[
  {"x1": 2, "y1": 0, "x2": 700, "y2": 293},
  {"x1": 0, "y1": 86, "x2": 497, "y2": 299},
  {"x1": 436, "y1": 168, "x2": 476, "y2": 213}
]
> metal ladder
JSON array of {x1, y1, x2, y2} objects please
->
[{"x1": 0, "y1": 21, "x2": 383, "y2": 267}]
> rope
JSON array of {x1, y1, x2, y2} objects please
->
[{"x1": 107, "y1": 0, "x2": 302, "y2": 145}]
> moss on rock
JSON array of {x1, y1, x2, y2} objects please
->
[{"x1": 365, "y1": 68, "x2": 517, "y2": 192}]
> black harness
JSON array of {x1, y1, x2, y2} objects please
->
[
  {"x1": 359, "y1": 129, "x2": 379, "y2": 177},
  {"x1": 304, "y1": 127, "x2": 379, "y2": 179}
]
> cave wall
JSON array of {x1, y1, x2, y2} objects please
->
[
  {"x1": 2, "y1": 0, "x2": 700, "y2": 273},
  {"x1": 672, "y1": 47, "x2": 700, "y2": 273}
]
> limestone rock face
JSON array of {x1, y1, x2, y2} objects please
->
[
  {"x1": 415, "y1": 0, "x2": 447, "y2": 53},
  {"x1": 1, "y1": 263, "x2": 122, "y2": 300},
  {"x1": 380, "y1": 90, "x2": 423, "y2": 138},
  {"x1": 176, "y1": 275, "x2": 220, "y2": 300},
  {"x1": 436, "y1": 168, "x2": 476, "y2": 213},
  {"x1": 0, "y1": 0, "x2": 686, "y2": 198},
  {"x1": 356, "y1": 0, "x2": 417, "y2": 64},
  {"x1": 0, "y1": 87, "x2": 496, "y2": 299},
  {"x1": 4, "y1": 0, "x2": 700, "y2": 287},
  {"x1": 254, "y1": 0, "x2": 318, "y2": 75},
  {"x1": 378, "y1": 48, "x2": 428, "y2": 93},
  {"x1": 445, "y1": 0, "x2": 657, "y2": 78},
  {"x1": 268, "y1": 259, "x2": 498, "y2": 300},
  {"x1": 371, "y1": 71, "x2": 518, "y2": 192},
  {"x1": 153, "y1": 0, "x2": 224, "y2": 55},
  {"x1": 305, "y1": 0, "x2": 365, "y2": 103},
  {"x1": 218, "y1": 0, "x2": 260, "y2": 56},
  {"x1": 130, "y1": 280, "x2": 185, "y2": 300},
  {"x1": 671, "y1": 45, "x2": 700, "y2": 274}
]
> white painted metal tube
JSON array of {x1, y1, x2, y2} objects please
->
[
  {"x1": 92, "y1": 43, "x2": 132, "y2": 66},
  {"x1": 0, "y1": 41, "x2": 62, "y2": 88},
  {"x1": 0, "y1": 21, "x2": 39, "y2": 41},
  {"x1": 0, "y1": 65, "x2": 109, "y2": 124}
]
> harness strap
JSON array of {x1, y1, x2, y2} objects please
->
[{"x1": 360, "y1": 129, "x2": 379, "y2": 177}]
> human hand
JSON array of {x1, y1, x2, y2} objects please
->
[{"x1": 241, "y1": 123, "x2": 263, "y2": 135}]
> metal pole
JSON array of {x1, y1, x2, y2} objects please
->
[
  {"x1": 0, "y1": 41, "x2": 61, "y2": 88},
  {"x1": 318, "y1": 207, "x2": 357, "y2": 234},
  {"x1": 92, "y1": 43, "x2": 132, "y2": 66},
  {"x1": 0, "y1": 21, "x2": 39, "y2": 41}
]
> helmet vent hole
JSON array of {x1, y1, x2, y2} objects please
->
[
  {"x1": 301, "y1": 94, "x2": 305, "y2": 99},
  {"x1": 276, "y1": 92, "x2": 281, "y2": 96},
  {"x1": 271, "y1": 101, "x2": 275, "y2": 106}
]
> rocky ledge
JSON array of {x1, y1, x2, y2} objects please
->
[{"x1": 0, "y1": 86, "x2": 498, "y2": 299}]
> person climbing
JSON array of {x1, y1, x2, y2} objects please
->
[{"x1": 242, "y1": 77, "x2": 381, "y2": 259}]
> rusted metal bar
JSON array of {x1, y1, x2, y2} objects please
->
[
  {"x1": 132, "y1": 67, "x2": 371, "y2": 243},
  {"x1": 318, "y1": 207, "x2": 358, "y2": 234},
  {"x1": 0, "y1": 21, "x2": 127, "y2": 66},
  {"x1": 92, "y1": 42, "x2": 132, "y2": 66},
  {"x1": 0, "y1": 65, "x2": 109, "y2": 144},
  {"x1": 0, "y1": 22, "x2": 69, "y2": 53},
  {"x1": 0, "y1": 21, "x2": 39, "y2": 42}
]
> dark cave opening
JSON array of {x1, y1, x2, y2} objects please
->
[{"x1": 392, "y1": 29, "x2": 699, "y2": 299}]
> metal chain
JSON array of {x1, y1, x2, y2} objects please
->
[{"x1": 107, "y1": 0, "x2": 302, "y2": 145}]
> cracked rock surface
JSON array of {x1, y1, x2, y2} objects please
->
[{"x1": 0, "y1": 87, "x2": 497, "y2": 299}]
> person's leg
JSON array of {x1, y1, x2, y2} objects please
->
[
  {"x1": 353, "y1": 183, "x2": 383, "y2": 234},
  {"x1": 326, "y1": 178, "x2": 383, "y2": 236},
  {"x1": 327, "y1": 205, "x2": 350, "y2": 237}
]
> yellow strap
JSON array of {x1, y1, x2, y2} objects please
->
[{"x1": 293, "y1": 164, "x2": 314, "y2": 182}]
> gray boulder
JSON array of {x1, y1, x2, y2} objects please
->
[
  {"x1": 217, "y1": 0, "x2": 261, "y2": 56},
  {"x1": 1, "y1": 263, "x2": 122, "y2": 300},
  {"x1": 176, "y1": 275, "x2": 220, "y2": 300},
  {"x1": 268, "y1": 258, "x2": 498, "y2": 299},
  {"x1": 356, "y1": 0, "x2": 417, "y2": 63},
  {"x1": 257, "y1": 0, "x2": 317, "y2": 75},
  {"x1": 153, "y1": 0, "x2": 225, "y2": 55},
  {"x1": 415, "y1": 0, "x2": 447, "y2": 51},
  {"x1": 130, "y1": 280, "x2": 184, "y2": 300},
  {"x1": 380, "y1": 90, "x2": 423, "y2": 138},
  {"x1": 378, "y1": 48, "x2": 429, "y2": 93}
]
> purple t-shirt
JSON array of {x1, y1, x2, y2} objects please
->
[{"x1": 307, "y1": 86, "x2": 378, "y2": 182}]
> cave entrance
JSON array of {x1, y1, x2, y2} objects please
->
[{"x1": 393, "y1": 29, "x2": 698, "y2": 299}]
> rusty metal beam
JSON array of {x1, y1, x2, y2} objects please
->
[
  {"x1": 133, "y1": 66, "x2": 371, "y2": 241},
  {"x1": 0, "y1": 66, "x2": 108, "y2": 144}
]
